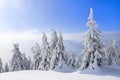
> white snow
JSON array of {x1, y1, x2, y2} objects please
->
[{"x1": 0, "y1": 67, "x2": 120, "y2": 80}]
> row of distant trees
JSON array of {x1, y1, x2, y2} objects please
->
[
  {"x1": 0, "y1": 8, "x2": 120, "y2": 73},
  {"x1": 0, "y1": 29, "x2": 80, "y2": 73}
]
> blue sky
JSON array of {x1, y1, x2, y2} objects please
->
[{"x1": 0, "y1": 0, "x2": 120, "y2": 33}]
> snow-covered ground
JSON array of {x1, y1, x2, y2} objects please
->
[{"x1": 0, "y1": 67, "x2": 120, "y2": 80}]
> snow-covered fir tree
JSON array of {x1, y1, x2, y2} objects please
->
[
  {"x1": 112, "y1": 40, "x2": 120, "y2": 65},
  {"x1": 10, "y1": 43, "x2": 30, "y2": 71},
  {"x1": 104, "y1": 40, "x2": 120, "y2": 66},
  {"x1": 72, "y1": 55, "x2": 80, "y2": 69},
  {"x1": 31, "y1": 43, "x2": 42, "y2": 70},
  {"x1": 39, "y1": 32, "x2": 51, "y2": 70},
  {"x1": 66, "y1": 52, "x2": 75, "y2": 68},
  {"x1": 66, "y1": 52, "x2": 80, "y2": 69},
  {"x1": 50, "y1": 29, "x2": 59, "y2": 69},
  {"x1": 81, "y1": 8, "x2": 104, "y2": 70},
  {"x1": 22, "y1": 53, "x2": 31, "y2": 70},
  {"x1": 0, "y1": 58, "x2": 3, "y2": 73},
  {"x1": 57, "y1": 31, "x2": 66, "y2": 68},
  {"x1": 28, "y1": 56, "x2": 32, "y2": 70},
  {"x1": 4, "y1": 63, "x2": 9, "y2": 72}
]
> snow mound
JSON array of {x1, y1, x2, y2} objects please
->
[
  {"x1": 0, "y1": 67, "x2": 120, "y2": 80},
  {"x1": 80, "y1": 66, "x2": 120, "y2": 77}
]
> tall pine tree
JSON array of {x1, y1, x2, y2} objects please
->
[
  {"x1": 31, "y1": 43, "x2": 42, "y2": 70},
  {"x1": 50, "y1": 29, "x2": 59, "y2": 69},
  {"x1": 10, "y1": 43, "x2": 29, "y2": 71},
  {"x1": 40, "y1": 32, "x2": 51, "y2": 70},
  {"x1": 81, "y1": 8, "x2": 104, "y2": 70},
  {"x1": 57, "y1": 32, "x2": 66, "y2": 68}
]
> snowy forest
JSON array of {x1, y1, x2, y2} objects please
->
[{"x1": 0, "y1": 8, "x2": 120, "y2": 73}]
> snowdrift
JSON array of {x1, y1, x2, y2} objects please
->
[{"x1": 0, "y1": 67, "x2": 120, "y2": 80}]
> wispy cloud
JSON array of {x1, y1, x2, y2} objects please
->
[
  {"x1": 0, "y1": 29, "x2": 84, "y2": 43},
  {"x1": 1, "y1": 29, "x2": 119, "y2": 43},
  {"x1": 10, "y1": 0, "x2": 30, "y2": 12},
  {"x1": 0, "y1": 29, "x2": 42, "y2": 42},
  {"x1": 0, "y1": 0, "x2": 29, "y2": 11},
  {"x1": 0, "y1": 0, "x2": 30, "y2": 32}
]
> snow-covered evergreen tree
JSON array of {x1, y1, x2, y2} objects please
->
[
  {"x1": 22, "y1": 53, "x2": 31, "y2": 70},
  {"x1": 50, "y1": 29, "x2": 67, "y2": 69},
  {"x1": 104, "y1": 40, "x2": 120, "y2": 66},
  {"x1": 57, "y1": 31, "x2": 66, "y2": 68},
  {"x1": 39, "y1": 32, "x2": 51, "y2": 70},
  {"x1": 4, "y1": 63, "x2": 9, "y2": 72},
  {"x1": 66, "y1": 52, "x2": 80, "y2": 69},
  {"x1": 73, "y1": 55, "x2": 81, "y2": 69},
  {"x1": 50, "y1": 29, "x2": 59, "y2": 69},
  {"x1": 28, "y1": 56, "x2": 32, "y2": 70},
  {"x1": 10, "y1": 43, "x2": 30, "y2": 71},
  {"x1": 81, "y1": 8, "x2": 104, "y2": 70},
  {"x1": 31, "y1": 43, "x2": 42, "y2": 70},
  {"x1": 66, "y1": 52, "x2": 74, "y2": 68},
  {"x1": 112, "y1": 40, "x2": 120, "y2": 66},
  {"x1": 0, "y1": 58, "x2": 3, "y2": 73}
]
